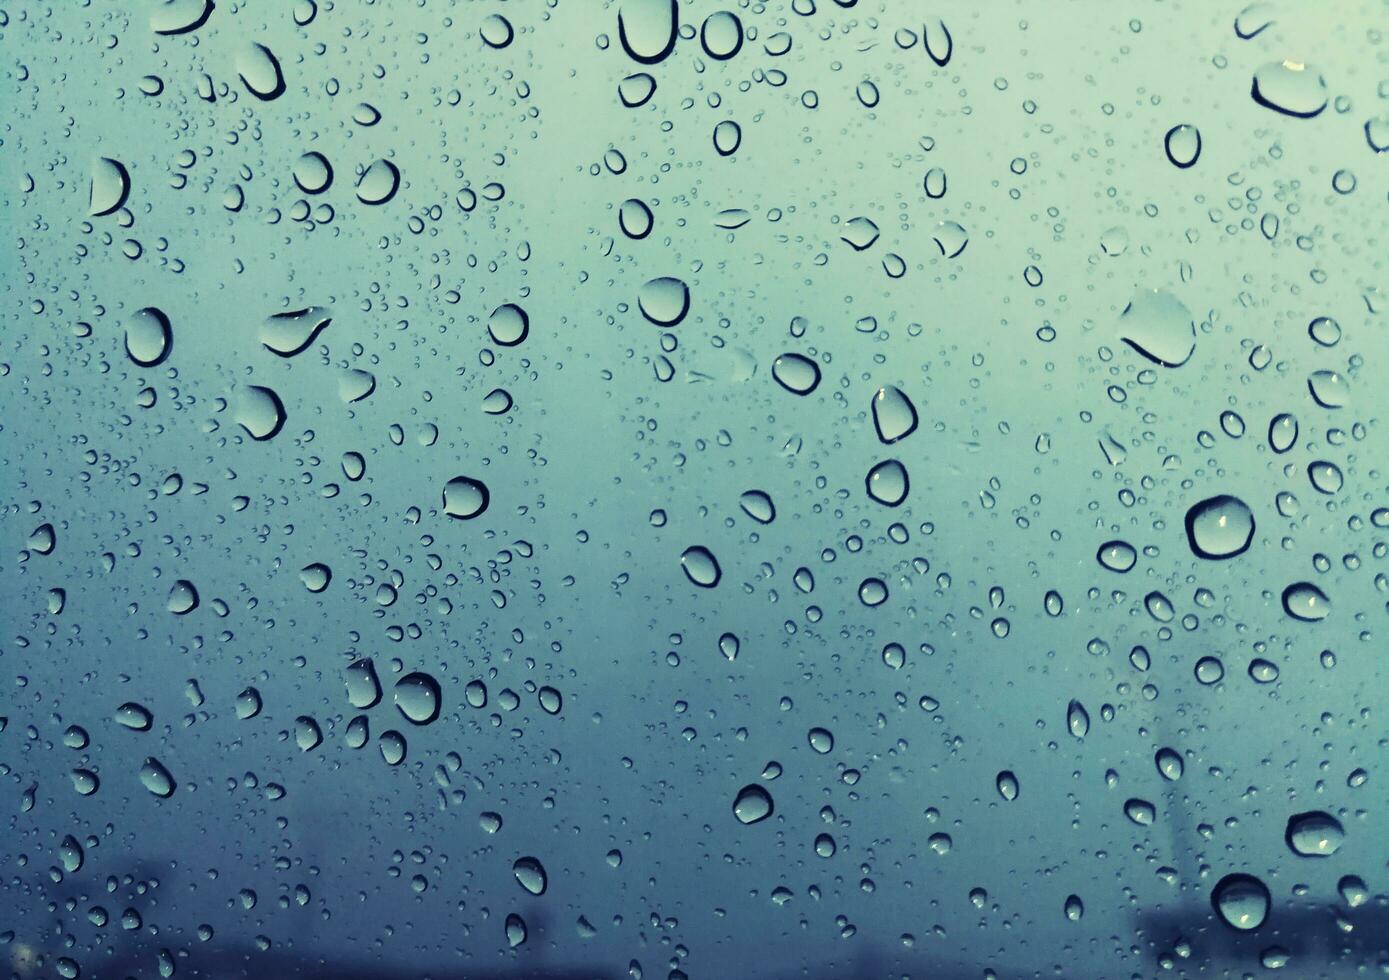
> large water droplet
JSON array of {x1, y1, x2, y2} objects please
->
[
  {"x1": 512, "y1": 856, "x2": 548, "y2": 895},
  {"x1": 871, "y1": 386, "x2": 918, "y2": 444},
  {"x1": 618, "y1": 0, "x2": 677, "y2": 65},
  {"x1": 1212, "y1": 873, "x2": 1270, "y2": 931},
  {"x1": 236, "y1": 43, "x2": 286, "y2": 101},
  {"x1": 442, "y1": 477, "x2": 490, "y2": 520},
  {"x1": 167, "y1": 579, "x2": 199, "y2": 615},
  {"x1": 1119, "y1": 288, "x2": 1195, "y2": 367},
  {"x1": 771, "y1": 353, "x2": 820, "y2": 395},
  {"x1": 865, "y1": 460, "x2": 909, "y2": 507},
  {"x1": 150, "y1": 0, "x2": 214, "y2": 35},
  {"x1": 139, "y1": 757, "x2": 177, "y2": 798},
  {"x1": 1067, "y1": 699, "x2": 1090, "y2": 738},
  {"x1": 345, "y1": 658, "x2": 382, "y2": 709},
  {"x1": 1163, "y1": 124, "x2": 1201, "y2": 168},
  {"x1": 1097, "y1": 540, "x2": 1137, "y2": 573},
  {"x1": 1184, "y1": 495, "x2": 1255, "y2": 559},
  {"x1": 739, "y1": 490, "x2": 775, "y2": 524},
  {"x1": 680, "y1": 545, "x2": 721, "y2": 588},
  {"x1": 90, "y1": 157, "x2": 130, "y2": 216},
  {"x1": 700, "y1": 11, "x2": 742, "y2": 60},
  {"x1": 1285, "y1": 811, "x2": 1344, "y2": 857},
  {"x1": 638, "y1": 276, "x2": 690, "y2": 326},
  {"x1": 732, "y1": 783, "x2": 774, "y2": 824},
  {"x1": 1252, "y1": 60, "x2": 1328, "y2": 118},
  {"x1": 1307, "y1": 370, "x2": 1348, "y2": 408},
  {"x1": 1281, "y1": 582, "x2": 1330, "y2": 622},
  {"x1": 125, "y1": 307, "x2": 173, "y2": 367},
  {"x1": 488, "y1": 303, "x2": 530, "y2": 346},
  {"x1": 356, "y1": 159, "x2": 401, "y2": 205},
  {"x1": 1268, "y1": 413, "x2": 1298, "y2": 453},
  {"x1": 394, "y1": 672, "x2": 441, "y2": 725},
  {"x1": 235, "y1": 385, "x2": 286, "y2": 441},
  {"x1": 261, "y1": 306, "x2": 330, "y2": 357}
]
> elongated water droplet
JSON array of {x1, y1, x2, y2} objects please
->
[
  {"x1": 871, "y1": 386, "x2": 918, "y2": 444},
  {"x1": 680, "y1": 546, "x2": 721, "y2": 588},
  {"x1": 126, "y1": 307, "x2": 173, "y2": 367},
  {"x1": 772, "y1": 353, "x2": 820, "y2": 395}
]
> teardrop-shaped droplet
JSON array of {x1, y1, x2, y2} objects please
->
[
  {"x1": 394, "y1": 672, "x2": 441, "y2": 725},
  {"x1": 1067, "y1": 699, "x2": 1090, "y2": 739},
  {"x1": 871, "y1": 386, "x2": 918, "y2": 444},
  {"x1": 1268, "y1": 413, "x2": 1298, "y2": 453},
  {"x1": 167, "y1": 579, "x2": 199, "y2": 615},
  {"x1": 1155, "y1": 748, "x2": 1184, "y2": 781},
  {"x1": 235, "y1": 385, "x2": 286, "y2": 441},
  {"x1": 996, "y1": 770, "x2": 1019, "y2": 801},
  {"x1": 261, "y1": 306, "x2": 331, "y2": 357},
  {"x1": 139, "y1": 757, "x2": 177, "y2": 798},
  {"x1": 300, "y1": 563, "x2": 331, "y2": 593},
  {"x1": 236, "y1": 43, "x2": 286, "y2": 101},
  {"x1": 115, "y1": 702, "x2": 154, "y2": 731},
  {"x1": 345, "y1": 658, "x2": 382, "y2": 709}
]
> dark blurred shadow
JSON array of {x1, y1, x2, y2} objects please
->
[{"x1": 1137, "y1": 901, "x2": 1389, "y2": 974}]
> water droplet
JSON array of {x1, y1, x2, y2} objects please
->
[
  {"x1": 1282, "y1": 582, "x2": 1330, "y2": 622},
  {"x1": 292, "y1": 152, "x2": 333, "y2": 194},
  {"x1": 1285, "y1": 811, "x2": 1344, "y2": 857},
  {"x1": 1124, "y1": 798, "x2": 1156, "y2": 825},
  {"x1": 150, "y1": 0, "x2": 214, "y2": 35},
  {"x1": 235, "y1": 385, "x2": 286, "y2": 441},
  {"x1": 1155, "y1": 748, "x2": 1184, "y2": 781},
  {"x1": 482, "y1": 388, "x2": 513, "y2": 414},
  {"x1": 346, "y1": 659, "x2": 382, "y2": 709},
  {"x1": 1195, "y1": 656, "x2": 1225, "y2": 685},
  {"x1": 167, "y1": 579, "x2": 199, "y2": 615},
  {"x1": 1308, "y1": 316, "x2": 1341, "y2": 347},
  {"x1": 619, "y1": 198, "x2": 653, "y2": 239},
  {"x1": 732, "y1": 784, "x2": 774, "y2": 824},
  {"x1": 772, "y1": 353, "x2": 821, "y2": 395},
  {"x1": 700, "y1": 11, "x2": 742, "y2": 60},
  {"x1": 1212, "y1": 873, "x2": 1270, "y2": 931},
  {"x1": 680, "y1": 545, "x2": 721, "y2": 588},
  {"x1": 1064, "y1": 895, "x2": 1084, "y2": 921},
  {"x1": 713, "y1": 120, "x2": 742, "y2": 156},
  {"x1": 125, "y1": 307, "x2": 173, "y2": 367},
  {"x1": 638, "y1": 277, "x2": 690, "y2": 326},
  {"x1": 261, "y1": 307, "x2": 331, "y2": 357},
  {"x1": 1097, "y1": 540, "x2": 1137, "y2": 573},
  {"x1": 139, "y1": 757, "x2": 177, "y2": 798},
  {"x1": 235, "y1": 687, "x2": 263, "y2": 720},
  {"x1": 1307, "y1": 370, "x2": 1349, "y2": 408},
  {"x1": 1067, "y1": 699, "x2": 1090, "y2": 739},
  {"x1": 718, "y1": 632, "x2": 740, "y2": 661},
  {"x1": 1185, "y1": 495, "x2": 1255, "y2": 559},
  {"x1": 513, "y1": 856, "x2": 548, "y2": 895},
  {"x1": 236, "y1": 43, "x2": 286, "y2": 101},
  {"x1": 90, "y1": 157, "x2": 130, "y2": 216},
  {"x1": 300, "y1": 563, "x2": 331, "y2": 593},
  {"x1": 996, "y1": 770, "x2": 1019, "y2": 801},
  {"x1": 871, "y1": 386, "x2": 918, "y2": 444},
  {"x1": 739, "y1": 490, "x2": 775, "y2": 524},
  {"x1": 1268, "y1": 413, "x2": 1298, "y2": 453},
  {"x1": 1119, "y1": 288, "x2": 1195, "y2": 367},
  {"x1": 442, "y1": 477, "x2": 490, "y2": 520},
  {"x1": 115, "y1": 702, "x2": 153, "y2": 731},
  {"x1": 923, "y1": 167, "x2": 947, "y2": 199},
  {"x1": 865, "y1": 460, "x2": 909, "y2": 507},
  {"x1": 922, "y1": 18, "x2": 952, "y2": 66},
  {"x1": 379, "y1": 730, "x2": 407, "y2": 765},
  {"x1": 356, "y1": 159, "x2": 401, "y2": 205},
  {"x1": 480, "y1": 13, "x2": 514, "y2": 49},
  {"x1": 488, "y1": 303, "x2": 530, "y2": 346},
  {"x1": 1163, "y1": 124, "x2": 1201, "y2": 168},
  {"x1": 618, "y1": 0, "x2": 678, "y2": 65},
  {"x1": 618, "y1": 72, "x2": 656, "y2": 108},
  {"x1": 858, "y1": 578, "x2": 888, "y2": 607},
  {"x1": 394, "y1": 672, "x2": 441, "y2": 725},
  {"x1": 505, "y1": 913, "x2": 528, "y2": 948},
  {"x1": 807, "y1": 727, "x2": 834, "y2": 754},
  {"x1": 932, "y1": 220, "x2": 968, "y2": 258},
  {"x1": 1252, "y1": 60, "x2": 1328, "y2": 118},
  {"x1": 841, "y1": 216, "x2": 880, "y2": 251},
  {"x1": 1339, "y1": 875, "x2": 1369, "y2": 908}
]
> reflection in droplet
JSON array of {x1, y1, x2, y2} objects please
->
[
  {"x1": 139, "y1": 757, "x2": 177, "y2": 798},
  {"x1": 1212, "y1": 873, "x2": 1270, "y2": 931},
  {"x1": 167, "y1": 579, "x2": 199, "y2": 615},
  {"x1": 1285, "y1": 811, "x2": 1344, "y2": 857}
]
